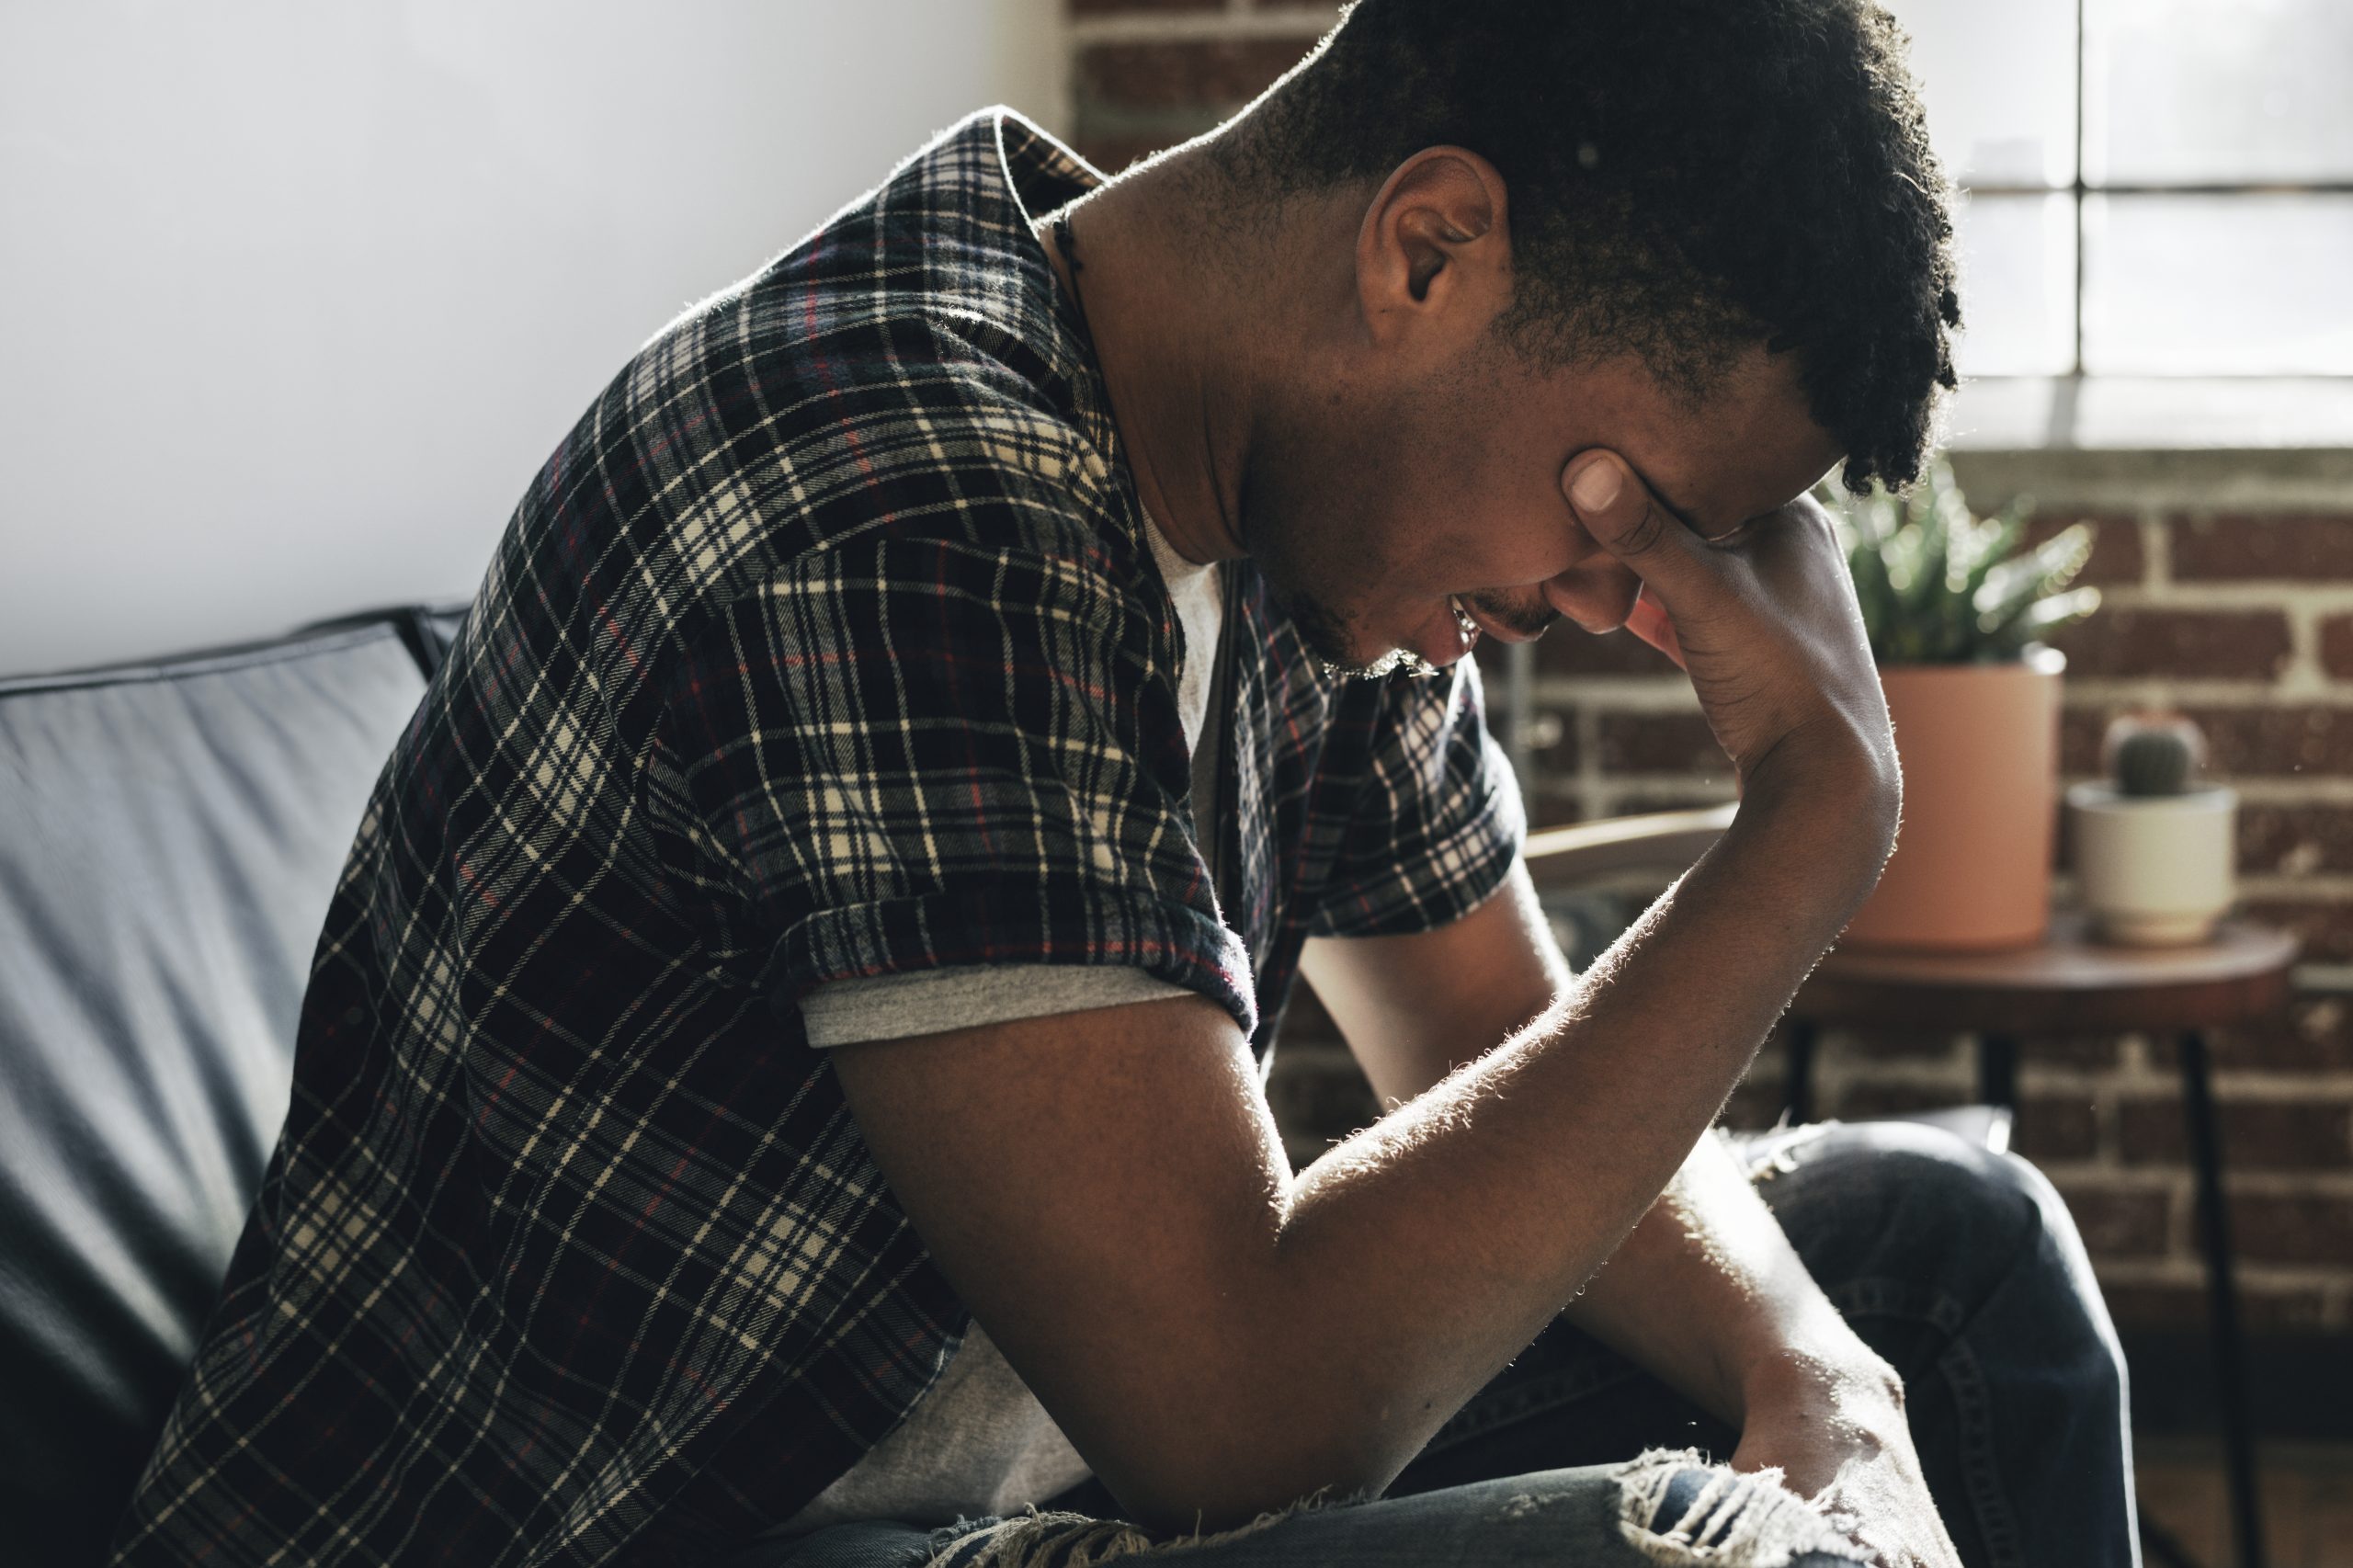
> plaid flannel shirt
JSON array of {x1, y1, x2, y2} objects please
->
[{"x1": 112, "y1": 109, "x2": 1521, "y2": 1568}]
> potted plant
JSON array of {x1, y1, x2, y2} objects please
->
[
  {"x1": 2069, "y1": 715, "x2": 2237, "y2": 945},
  {"x1": 1823, "y1": 460, "x2": 2101, "y2": 950}
]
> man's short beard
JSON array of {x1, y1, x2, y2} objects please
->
[
  {"x1": 1269, "y1": 580, "x2": 1439, "y2": 683},
  {"x1": 1244, "y1": 499, "x2": 1439, "y2": 683}
]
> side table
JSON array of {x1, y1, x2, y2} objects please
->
[{"x1": 1785, "y1": 913, "x2": 2299, "y2": 1568}]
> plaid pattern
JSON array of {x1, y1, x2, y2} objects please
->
[{"x1": 111, "y1": 109, "x2": 1520, "y2": 1568}]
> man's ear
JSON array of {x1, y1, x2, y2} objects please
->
[{"x1": 1354, "y1": 147, "x2": 1509, "y2": 344}]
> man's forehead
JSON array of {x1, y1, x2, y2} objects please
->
[
  {"x1": 1622, "y1": 449, "x2": 1840, "y2": 541},
  {"x1": 1563, "y1": 347, "x2": 1837, "y2": 537},
  {"x1": 1621, "y1": 464, "x2": 1711, "y2": 535}
]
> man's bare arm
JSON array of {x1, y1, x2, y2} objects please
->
[
  {"x1": 1308, "y1": 866, "x2": 1892, "y2": 1431},
  {"x1": 1301, "y1": 869, "x2": 1883, "y2": 1448},
  {"x1": 831, "y1": 457, "x2": 1902, "y2": 1534},
  {"x1": 833, "y1": 770, "x2": 1887, "y2": 1530},
  {"x1": 1301, "y1": 477, "x2": 1961, "y2": 1565}
]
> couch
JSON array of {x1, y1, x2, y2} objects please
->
[{"x1": 0, "y1": 607, "x2": 462, "y2": 1566}]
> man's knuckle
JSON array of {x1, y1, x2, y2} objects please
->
[{"x1": 1620, "y1": 504, "x2": 1670, "y2": 556}]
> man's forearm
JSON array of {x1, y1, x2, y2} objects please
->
[
  {"x1": 1260, "y1": 770, "x2": 1896, "y2": 1499},
  {"x1": 1560, "y1": 1128, "x2": 1873, "y2": 1430}
]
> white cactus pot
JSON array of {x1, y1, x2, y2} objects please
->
[{"x1": 2066, "y1": 782, "x2": 2238, "y2": 946}]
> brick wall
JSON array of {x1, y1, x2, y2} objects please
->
[
  {"x1": 1063, "y1": 5, "x2": 2353, "y2": 1342},
  {"x1": 1070, "y1": 3, "x2": 1339, "y2": 174},
  {"x1": 1923, "y1": 452, "x2": 2353, "y2": 1338}
]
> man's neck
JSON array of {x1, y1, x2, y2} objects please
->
[{"x1": 1039, "y1": 155, "x2": 1259, "y2": 570}]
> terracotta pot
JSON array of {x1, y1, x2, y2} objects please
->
[{"x1": 1841, "y1": 648, "x2": 2063, "y2": 951}]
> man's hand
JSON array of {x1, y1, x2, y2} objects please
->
[
  {"x1": 1539, "y1": 1131, "x2": 1964, "y2": 1568},
  {"x1": 1732, "y1": 1353, "x2": 1963, "y2": 1568},
  {"x1": 1563, "y1": 450, "x2": 1896, "y2": 818}
]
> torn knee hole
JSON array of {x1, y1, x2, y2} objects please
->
[{"x1": 1613, "y1": 1449, "x2": 1868, "y2": 1566}]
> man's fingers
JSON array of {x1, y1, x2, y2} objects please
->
[
  {"x1": 1623, "y1": 589, "x2": 1687, "y2": 670},
  {"x1": 1563, "y1": 451, "x2": 1712, "y2": 598}
]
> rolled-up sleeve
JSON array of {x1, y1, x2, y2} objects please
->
[{"x1": 656, "y1": 530, "x2": 1258, "y2": 1038}]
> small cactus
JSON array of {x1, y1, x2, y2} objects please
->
[{"x1": 2103, "y1": 714, "x2": 2208, "y2": 798}]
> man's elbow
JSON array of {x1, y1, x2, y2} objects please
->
[
  {"x1": 1096, "y1": 1442, "x2": 1385, "y2": 1538},
  {"x1": 1080, "y1": 1388, "x2": 1402, "y2": 1537}
]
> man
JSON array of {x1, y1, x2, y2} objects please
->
[{"x1": 114, "y1": 2, "x2": 2136, "y2": 1565}]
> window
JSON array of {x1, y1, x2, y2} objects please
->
[{"x1": 1891, "y1": 0, "x2": 2353, "y2": 379}]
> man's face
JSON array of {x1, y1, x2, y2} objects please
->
[{"x1": 1236, "y1": 335, "x2": 1844, "y2": 677}]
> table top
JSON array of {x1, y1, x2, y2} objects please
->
[{"x1": 1791, "y1": 911, "x2": 2299, "y2": 1034}]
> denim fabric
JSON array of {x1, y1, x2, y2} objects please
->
[
  {"x1": 724, "y1": 1122, "x2": 2138, "y2": 1568},
  {"x1": 730, "y1": 1467, "x2": 1862, "y2": 1568},
  {"x1": 1388, "y1": 1123, "x2": 2138, "y2": 1567}
]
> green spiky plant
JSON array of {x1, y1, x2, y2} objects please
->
[{"x1": 1819, "y1": 459, "x2": 2101, "y2": 665}]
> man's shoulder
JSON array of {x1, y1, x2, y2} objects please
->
[
  {"x1": 474, "y1": 109, "x2": 1144, "y2": 739},
  {"x1": 587, "y1": 118, "x2": 1127, "y2": 587}
]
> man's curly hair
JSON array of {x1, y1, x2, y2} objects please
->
[{"x1": 1224, "y1": 0, "x2": 1961, "y2": 491}]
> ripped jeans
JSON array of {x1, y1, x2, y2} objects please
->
[{"x1": 723, "y1": 1122, "x2": 2140, "y2": 1568}]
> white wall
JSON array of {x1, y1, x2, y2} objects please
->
[{"x1": 0, "y1": 0, "x2": 1066, "y2": 677}]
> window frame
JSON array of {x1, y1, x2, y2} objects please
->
[{"x1": 1961, "y1": 0, "x2": 2353, "y2": 382}]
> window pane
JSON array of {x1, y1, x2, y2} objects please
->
[
  {"x1": 2084, "y1": 194, "x2": 2353, "y2": 373},
  {"x1": 1882, "y1": 0, "x2": 2076, "y2": 187},
  {"x1": 1951, "y1": 192, "x2": 2076, "y2": 377},
  {"x1": 2088, "y1": 0, "x2": 2353, "y2": 183}
]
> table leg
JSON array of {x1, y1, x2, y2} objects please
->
[
  {"x1": 1784, "y1": 1020, "x2": 1817, "y2": 1124},
  {"x1": 2180, "y1": 1028, "x2": 2265, "y2": 1568},
  {"x1": 1977, "y1": 1031, "x2": 2019, "y2": 1110}
]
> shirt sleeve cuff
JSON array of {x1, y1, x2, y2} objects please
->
[{"x1": 799, "y1": 964, "x2": 1196, "y2": 1047}]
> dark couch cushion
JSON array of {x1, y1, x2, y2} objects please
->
[
  {"x1": 423, "y1": 605, "x2": 468, "y2": 662},
  {"x1": 0, "y1": 623, "x2": 428, "y2": 1566}
]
